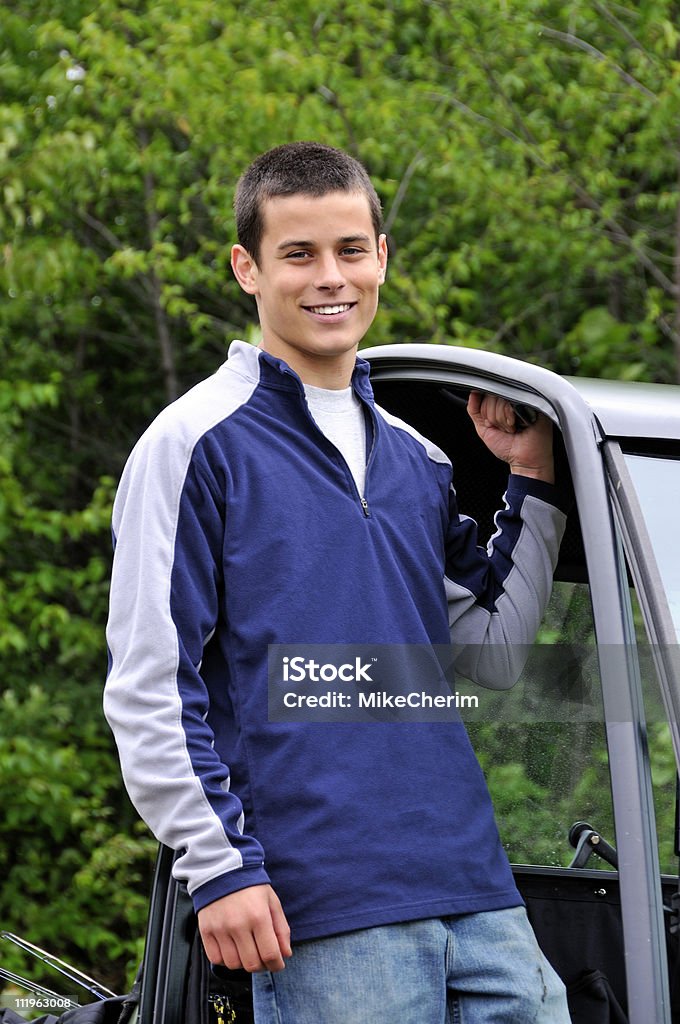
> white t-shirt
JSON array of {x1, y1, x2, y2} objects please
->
[{"x1": 304, "y1": 383, "x2": 367, "y2": 497}]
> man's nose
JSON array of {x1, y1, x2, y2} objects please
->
[{"x1": 314, "y1": 254, "x2": 346, "y2": 291}]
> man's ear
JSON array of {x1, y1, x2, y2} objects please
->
[
  {"x1": 377, "y1": 234, "x2": 388, "y2": 285},
  {"x1": 231, "y1": 244, "x2": 259, "y2": 295}
]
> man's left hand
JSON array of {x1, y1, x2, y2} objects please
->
[{"x1": 466, "y1": 392, "x2": 554, "y2": 485}]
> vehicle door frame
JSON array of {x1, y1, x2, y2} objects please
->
[{"x1": 139, "y1": 843, "x2": 193, "y2": 1024}]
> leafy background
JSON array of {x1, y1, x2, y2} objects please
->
[{"x1": 1, "y1": 0, "x2": 679, "y2": 997}]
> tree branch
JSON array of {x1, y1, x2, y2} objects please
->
[
  {"x1": 570, "y1": 183, "x2": 677, "y2": 296},
  {"x1": 592, "y1": 2, "x2": 659, "y2": 65},
  {"x1": 316, "y1": 86, "x2": 359, "y2": 154},
  {"x1": 383, "y1": 149, "x2": 426, "y2": 236},
  {"x1": 78, "y1": 210, "x2": 127, "y2": 252},
  {"x1": 489, "y1": 292, "x2": 560, "y2": 347},
  {"x1": 138, "y1": 126, "x2": 179, "y2": 403},
  {"x1": 538, "y1": 25, "x2": 658, "y2": 100}
]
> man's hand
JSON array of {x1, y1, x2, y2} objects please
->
[
  {"x1": 198, "y1": 884, "x2": 292, "y2": 973},
  {"x1": 467, "y1": 392, "x2": 554, "y2": 485}
]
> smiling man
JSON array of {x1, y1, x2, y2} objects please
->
[{"x1": 104, "y1": 142, "x2": 571, "y2": 1023}]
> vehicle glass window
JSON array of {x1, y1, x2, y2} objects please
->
[
  {"x1": 624, "y1": 453, "x2": 680, "y2": 641},
  {"x1": 627, "y1": 583, "x2": 678, "y2": 875},
  {"x1": 647, "y1": 717, "x2": 677, "y2": 876},
  {"x1": 465, "y1": 581, "x2": 616, "y2": 869},
  {"x1": 623, "y1": 454, "x2": 680, "y2": 873}
]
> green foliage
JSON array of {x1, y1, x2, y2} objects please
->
[
  {"x1": 1, "y1": 0, "x2": 679, "y2": 995},
  {"x1": 0, "y1": 371, "x2": 152, "y2": 991},
  {"x1": 0, "y1": 686, "x2": 155, "y2": 992},
  {"x1": 2, "y1": 0, "x2": 679, "y2": 408}
]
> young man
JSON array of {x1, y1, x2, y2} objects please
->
[{"x1": 105, "y1": 142, "x2": 571, "y2": 1022}]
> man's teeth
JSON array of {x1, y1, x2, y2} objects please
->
[{"x1": 308, "y1": 304, "x2": 351, "y2": 315}]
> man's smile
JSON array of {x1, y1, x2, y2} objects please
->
[{"x1": 303, "y1": 303, "x2": 356, "y2": 316}]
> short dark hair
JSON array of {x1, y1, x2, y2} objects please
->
[{"x1": 234, "y1": 141, "x2": 383, "y2": 264}]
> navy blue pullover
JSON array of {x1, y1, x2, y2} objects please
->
[{"x1": 104, "y1": 341, "x2": 567, "y2": 940}]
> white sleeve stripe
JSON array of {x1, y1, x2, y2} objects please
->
[{"x1": 105, "y1": 366, "x2": 258, "y2": 891}]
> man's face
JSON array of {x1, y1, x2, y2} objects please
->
[{"x1": 231, "y1": 190, "x2": 387, "y2": 385}]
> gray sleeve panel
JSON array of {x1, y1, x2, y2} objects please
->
[
  {"x1": 446, "y1": 493, "x2": 567, "y2": 689},
  {"x1": 104, "y1": 365, "x2": 265, "y2": 897}
]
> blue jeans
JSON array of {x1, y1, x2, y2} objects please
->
[{"x1": 252, "y1": 906, "x2": 570, "y2": 1023}]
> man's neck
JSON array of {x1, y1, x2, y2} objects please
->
[{"x1": 259, "y1": 344, "x2": 356, "y2": 390}]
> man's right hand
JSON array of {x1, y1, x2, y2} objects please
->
[{"x1": 197, "y1": 884, "x2": 292, "y2": 973}]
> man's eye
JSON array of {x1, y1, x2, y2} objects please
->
[
  {"x1": 285, "y1": 251, "x2": 310, "y2": 259},
  {"x1": 341, "y1": 247, "x2": 364, "y2": 256}
]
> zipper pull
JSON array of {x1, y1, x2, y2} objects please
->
[
  {"x1": 360, "y1": 497, "x2": 370, "y2": 517},
  {"x1": 210, "y1": 994, "x2": 238, "y2": 1024}
]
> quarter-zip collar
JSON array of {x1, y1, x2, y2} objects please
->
[{"x1": 225, "y1": 339, "x2": 375, "y2": 405}]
